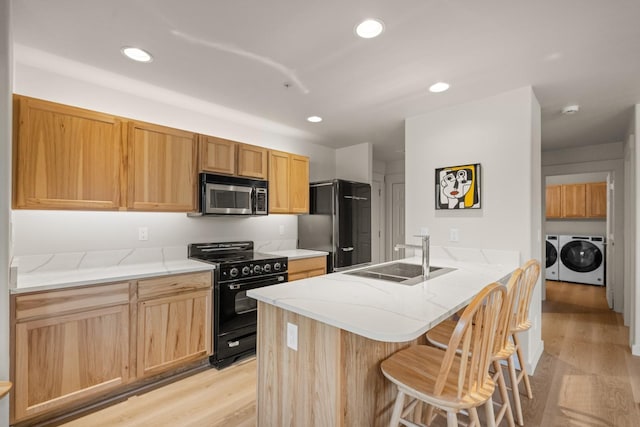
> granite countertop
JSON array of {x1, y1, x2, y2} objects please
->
[
  {"x1": 262, "y1": 249, "x2": 329, "y2": 260},
  {"x1": 248, "y1": 246, "x2": 520, "y2": 343},
  {"x1": 10, "y1": 246, "x2": 214, "y2": 294}
]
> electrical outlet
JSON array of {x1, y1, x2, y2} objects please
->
[
  {"x1": 279, "y1": 225, "x2": 285, "y2": 236},
  {"x1": 287, "y1": 322, "x2": 298, "y2": 351},
  {"x1": 138, "y1": 227, "x2": 148, "y2": 241},
  {"x1": 449, "y1": 228, "x2": 459, "y2": 242}
]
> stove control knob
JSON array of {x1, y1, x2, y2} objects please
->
[
  {"x1": 263, "y1": 264, "x2": 271, "y2": 273},
  {"x1": 229, "y1": 267, "x2": 239, "y2": 278},
  {"x1": 242, "y1": 266, "x2": 251, "y2": 276},
  {"x1": 273, "y1": 262, "x2": 281, "y2": 271},
  {"x1": 254, "y1": 265, "x2": 262, "y2": 274}
]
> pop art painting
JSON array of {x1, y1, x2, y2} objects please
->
[{"x1": 435, "y1": 163, "x2": 481, "y2": 210}]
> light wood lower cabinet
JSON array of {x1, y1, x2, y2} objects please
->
[
  {"x1": 136, "y1": 272, "x2": 212, "y2": 378},
  {"x1": 11, "y1": 271, "x2": 213, "y2": 424},
  {"x1": 288, "y1": 256, "x2": 327, "y2": 282},
  {"x1": 12, "y1": 283, "x2": 130, "y2": 422}
]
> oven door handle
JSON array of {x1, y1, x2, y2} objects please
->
[{"x1": 224, "y1": 276, "x2": 287, "y2": 291}]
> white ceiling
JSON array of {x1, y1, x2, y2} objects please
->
[{"x1": 11, "y1": 0, "x2": 640, "y2": 161}]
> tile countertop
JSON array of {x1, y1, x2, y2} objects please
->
[
  {"x1": 10, "y1": 246, "x2": 214, "y2": 294},
  {"x1": 248, "y1": 246, "x2": 520, "y2": 343},
  {"x1": 261, "y1": 249, "x2": 329, "y2": 260}
]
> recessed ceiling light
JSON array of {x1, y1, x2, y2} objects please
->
[
  {"x1": 562, "y1": 105, "x2": 580, "y2": 115},
  {"x1": 121, "y1": 47, "x2": 153, "y2": 63},
  {"x1": 429, "y1": 82, "x2": 450, "y2": 93},
  {"x1": 355, "y1": 19, "x2": 384, "y2": 39},
  {"x1": 307, "y1": 116, "x2": 323, "y2": 123}
]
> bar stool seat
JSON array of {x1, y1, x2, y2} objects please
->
[{"x1": 0, "y1": 381, "x2": 11, "y2": 399}]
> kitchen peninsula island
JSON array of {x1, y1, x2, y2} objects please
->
[{"x1": 247, "y1": 248, "x2": 519, "y2": 427}]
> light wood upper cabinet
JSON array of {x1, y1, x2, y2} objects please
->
[
  {"x1": 289, "y1": 154, "x2": 310, "y2": 214},
  {"x1": 12, "y1": 95, "x2": 123, "y2": 210},
  {"x1": 237, "y1": 143, "x2": 268, "y2": 179},
  {"x1": 12, "y1": 283, "x2": 130, "y2": 423},
  {"x1": 546, "y1": 182, "x2": 606, "y2": 219},
  {"x1": 127, "y1": 121, "x2": 198, "y2": 212},
  {"x1": 269, "y1": 150, "x2": 291, "y2": 213},
  {"x1": 288, "y1": 256, "x2": 326, "y2": 282},
  {"x1": 268, "y1": 150, "x2": 310, "y2": 214},
  {"x1": 586, "y1": 182, "x2": 607, "y2": 218},
  {"x1": 136, "y1": 272, "x2": 212, "y2": 378},
  {"x1": 545, "y1": 185, "x2": 562, "y2": 218},
  {"x1": 199, "y1": 135, "x2": 237, "y2": 175},
  {"x1": 561, "y1": 183, "x2": 587, "y2": 218}
]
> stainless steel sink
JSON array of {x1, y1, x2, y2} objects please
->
[{"x1": 345, "y1": 262, "x2": 455, "y2": 285}]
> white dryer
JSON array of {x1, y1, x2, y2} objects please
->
[
  {"x1": 558, "y1": 235, "x2": 605, "y2": 286},
  {"x1": 545, "y1": 235, "x2": 559, "y2": 281}
]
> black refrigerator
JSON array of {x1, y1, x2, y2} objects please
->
[{"x1": 298, "y1": 179, "x2": 371, "y2": 272}]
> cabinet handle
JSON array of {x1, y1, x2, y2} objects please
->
[
  {"x1": 228, "y1": 340, "x2": 240, "y2": 348},
  {"x1": 342, "y1": 247, "x2": 354, "y2": 252}
]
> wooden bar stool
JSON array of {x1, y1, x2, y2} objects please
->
[
  {"x1": 381, "y1": 282, "x2": 507, "y2": 427},
  {"x1": 426, "y1": 268, "x2": 525, "y2": 427},
  {"x1": 507, "y1": 259, "x2": 540, "y2": 425},
  {"x1": 0, "y1": 381, "x2": 11, "y2": 399}
]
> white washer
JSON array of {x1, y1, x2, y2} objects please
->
[
  {"x1": 545, "y1": 235, "x2": 559, "y2": 281},
  {"x1": 558, "y1": 235, "x2": 605, "y2": 286}
]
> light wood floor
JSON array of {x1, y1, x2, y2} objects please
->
[{"x1": 60, "y1": 280, "x2": 640, "y2": 427}]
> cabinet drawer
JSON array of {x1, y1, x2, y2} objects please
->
[
  {"x1": 137, "y1": 271, "x2": 212, "y2": 301},
  {"x1": 288, "y1": 257, "x2": 327, "y2": 276},
  {"x1": 15, "y1": 282, "x2": 130, "y2": 321}
]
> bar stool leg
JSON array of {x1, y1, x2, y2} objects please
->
[
  {"x1": 484, "y1": 397, "x2": 497, "y2": 427},
  {"x1": 508, "y1": 354, "x2": 524, "y2": 426},
  {"x1": 513, "y1": 332, "x2": 533, "y2": 399},
  {"x1": 389, "y1": 390, "x2": 405, "y2": 427},
  {"x1": 494, "y1": 360, "x2": 516, "y2": 427}
]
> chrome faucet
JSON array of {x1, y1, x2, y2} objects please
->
[{"x1": 394, "y1": 234, "x2": 430, "y2": 279}]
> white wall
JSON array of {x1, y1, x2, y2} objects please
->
[
  {"x1": 0, "y1": 0, "x2": 11, "y2": 424},
  {"x1": 542, "y1": 144, "x2": 625, "y2": 315},
  {"x1": 545, "y1": 172, "x2": 608, "y2": 237},
  {"x1": 12, "y1": 211, "x2": 298, "y2": 255},
  {"x1": 12, "y1": 47, "x2": 338, "y2": 256},
  {"x1": 405, "y1": 86, "x2": 543, "y2": 372},
  {"x1": 335, "y1": 142, "x2": 373, "y2": 184},
  {"x1": 627, "y1": 105, "x2": 640, "y2": 355}
]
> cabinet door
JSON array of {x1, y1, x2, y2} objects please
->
[
  {"x1": 13, "y1": 304, "x2": 129, "y2": 422},
  {"x1": 13, "y1": 95, "x2": 123, "y2": 210},
  {"x1": 545, "y1": 185, "x2": 562, "y2": 218},
  {"x1": 289, "y1": 154, "x2": 310, "y2": 214},
  {"x1": 561, "y1": 184, "x2": 586, "y2": 218},
  {"x1": 199, "y1": 135, "x2": 237, "y2": 175},
  {"x1": 237, "y1": 143, "x2": 268, "y2": 179},
  {"x1": 288, "y1": 257, "x2": 326, "y2": 282},
  {"x1": 137, "y1": 290, "x2": 212, "y2": 378},
  {"x1": 127, "y1": 121, "x2": 198, "y2": 212},
  {"x1": 269, "y1": 150, "x2": 291, "y2": 213},
  {"x1": 586, "y1": 182, "x2": 607, "y2": 218}
]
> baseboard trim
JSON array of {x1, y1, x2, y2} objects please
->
[{"x1": 526, "y1": 339, "x2": 544, "y2": 374}]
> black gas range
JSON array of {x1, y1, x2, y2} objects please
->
[{"x1": 188, "y1": 241, "x2": 288, "y2": 368}]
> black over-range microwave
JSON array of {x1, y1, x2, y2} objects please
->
[{"x1": 192, "y1": 173, "x2": 268, "y2": 216}]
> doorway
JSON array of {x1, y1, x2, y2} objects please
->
[
  {"x1": 544, "y1": 172, "x2": 612, "y2": 309},
  {"x1": 386, "y1": 174, "x2": 405, "y2": 261}
]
